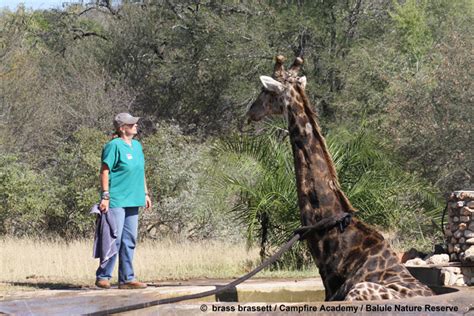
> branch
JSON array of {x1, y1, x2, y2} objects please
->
[
  {"x1": 295, "y1": 28, "x2": 308, "y2": 58},
  {"x1": 78, "y1": 6, "x2": 112, "y2": 17},
  {"x1": 71, "y1": 28, "x2": 108, "y2": 41},
  {"x1": 78, "y1": 0, "x2": 121, "y2": 18},
  {"x1": 345, "y1": 0, "x2": 363, "y2": 47},
  {"x1": 100, "y1": 0, "x2": 120, "y2": 16}
]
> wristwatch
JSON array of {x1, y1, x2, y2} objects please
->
[{"x1": 102, "y1": 191, "x2": 110, "y2": 200}]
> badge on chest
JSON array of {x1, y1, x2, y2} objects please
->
[{"x1": 126, "y1": 153, "x2": 133, "y2": 160}]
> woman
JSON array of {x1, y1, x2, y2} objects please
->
[{"x1": 95, "y1": 112, "x2": 152, "y2": 289}]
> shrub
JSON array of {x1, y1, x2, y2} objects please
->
[{"x1": 0, "y1": 154, "x2": 63, "y2": 236}]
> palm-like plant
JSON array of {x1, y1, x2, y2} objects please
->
[
  {"x1": 327, "y1": 127, "x2": 443, "y2": 234},
  {"x1": 212, "y1": 125, "x2": 298, "y2": 257},
  {"x1": 212, "y1": 121, "x2": 443, "y2": 267}
]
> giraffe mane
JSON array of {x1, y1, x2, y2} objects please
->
[{"x1": 295, "y1": 84, "x2": 357, "y2": 213}]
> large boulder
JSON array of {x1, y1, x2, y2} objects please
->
[{"x1": 426, "y1": 254, "x2": 449, "y2": 265}]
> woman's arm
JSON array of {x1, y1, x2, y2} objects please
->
[
  {"x1": 99, "y1": 163, "x2": 110, "y2": 212},
  {"x1": 144, "y1": 176, "x2": 152, "y2": 209}
]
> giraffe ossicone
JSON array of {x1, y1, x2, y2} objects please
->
[{"x1": 246, "y1": 55, "x2": 434, "y2": 301}]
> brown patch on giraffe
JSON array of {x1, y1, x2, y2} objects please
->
[
  {"x1": 368, "y1": 243, "x2": 384, "y2": 255},
  {"x1": 377, "y1": 258, "x2": 387, "y2": 270},
  {"x1": 362, "y1": 236, "x2": 378, "y2": 248},
  {"x1": 387, "y1": 256, "x2": 398, "y2": 266}
]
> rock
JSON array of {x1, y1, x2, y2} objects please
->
[
  {"x1": 445, "y1": 229, "x2": 453, "y2": 237},
  {"x1": 464, "y1": 230, "x2": 474, "y2": 238},
  {"x1": 454, "y1": 244, "x2": 461, "y2": 253},
  {"x1": 466, "y1": 238, "x2": 474, "y2": 244},
  {"x1": 460, "y1": 215, "x2": 470, "y2": 222},
  {"x1": 457, "y1": 201, "x2": 465, "y2": 208},
  {"x1": 455, "y1": 275, "x2": 466, "y2": 286},
  {"x1": 453, "y1": 216, "x2": 460, "y2": 222},
  {"x1": 448, "y1": 216, "x2": 453, "y2": 225},
  {"x1": 450, "y1": 253, "x2": 458, "y2": 261},
  {"x1": 464, "y1": 247, "x2": 474, "y2": 261},
  {"x1": 459, "y1": 223, "x2": 467, "y2": 231},
  {"x1": 454, "y1": 230, "x2": 463, "y2": 238},
  {"x1": 445, "y1": 267, "x2": 461, "y2": 273},
  {"x1": 449, "y1": 271, "x2": 460, "y2": 284},
  {"x1": 463, "y1": 274, "x2": 471, "y2": 284},
  {"x1": 462, "y1": 207, "x2": 474, "y2": 215},
  {"x1": 426, "y1": 254, "x2": 449, "y2": 265},
  {"x1": 467, "y1": 201, "x2": 474, "y2": 208},
  {"x1": 461, "y1": 267, "x2": 474, "y2": 277},
  {"x1": 469, "y1": 222, "x2": 474, "y2": 231},
  {"x1": 450, "y1": 202, "x2": 459, "y2": 209},
  {"x1": 459, "y1": 191, "x2": 474, "y2": 200},
  {"x1": 448, "y1": 244, "x2": 454, "y2": 253},
  {"x1": 462, "y1": 244, "x2": 469, "y2": 251},
  {"x1": 404, "y1": 258, "x2": 427, "y2": 266},
  {"x1": 440, "y1": 269, "x2": 456, "y2": 286},
  {"x1": 459, "y1": 237, "x2": 466, "y2": 244}
]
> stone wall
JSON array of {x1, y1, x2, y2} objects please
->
[{"x1": 444, "y1": 191, "x2": 474, "y2": 262}]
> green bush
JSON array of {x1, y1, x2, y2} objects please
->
[
  {"x1": 49, "y1": 127, "x2": 109, "y2": 238},
  {"x1": 0, "y1": 154, "x2": 63, "y2": 236},
  {"x1": 141, "y1": 122, "x2": 244, "y2": 242}
]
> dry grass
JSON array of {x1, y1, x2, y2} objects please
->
[{"x1": 0, "y1": 238, "x2": 318, "y2": 293}]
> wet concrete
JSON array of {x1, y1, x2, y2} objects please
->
[
  {"x1": 0, "y1": 277, "x2": 473, "y2": 315},
  {"x1": 117, "y1": 284, "x2": 474, "y2": 316},
  {"x1": 0, "y1": 278, "x2": 323, "y2": 315}
]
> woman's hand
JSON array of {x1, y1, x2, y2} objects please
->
[
  {"x1": 145, "y1": 195, "x2": 152, "y2": 210},
  {"x1": 99, "y1": 199, "x2": 109, "y2": 213}
]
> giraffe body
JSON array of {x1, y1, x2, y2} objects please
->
[{"x1": 246, "y1": 55, "x2": 434, "y2": 301}]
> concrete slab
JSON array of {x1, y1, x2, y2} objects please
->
[
  {"x1": 0, "y1": 277, "x2": 473, "y2": 315},
  {"x1": 117, "y1": 286, "x2": 474, "y2": 316},
  {"x1": 0, "y1": 278, "x2": 324, "y2": 315}
]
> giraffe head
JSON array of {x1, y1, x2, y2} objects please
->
[{"x1": 246, "y1": 55, "x2": 306, "y2": 122}]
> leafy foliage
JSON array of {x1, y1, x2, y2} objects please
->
[
  {"x1": 0, "y1": 0, "x2": 470, "y2": 257},
  {"x1": 390, "y1": 0, "x2": 433, "y2": 62},
  {"x1": 327, "y1": 126, "x2": 443, "y2": 250},
  {"x1": 0, "y1": 155, "x2": 63, "y2": 236},
  {"x1": 213, "y1": 123, "x2": 443, "y2": 265}
]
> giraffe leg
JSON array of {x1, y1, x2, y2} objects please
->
[{"x1": 345, "y1": 282, "x2": 402, "y2": 301}]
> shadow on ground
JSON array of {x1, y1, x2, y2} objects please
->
[{"x1": 1, "y1": 281, "x2": 89, "y2": 291}]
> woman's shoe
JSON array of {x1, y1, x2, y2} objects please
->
[
  {"x1": 118, "y1": 281, "x2": 147, "y2": 289},
  {"x1": 95, "y1": 279, "x2": 111, "y2": 289}
]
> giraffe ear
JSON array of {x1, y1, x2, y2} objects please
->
[
  {"x1": 298, "y1": 76, "x2": 307, "y2": 89},
  {"x1": 260, "y1": 76, "x2": 284, "y2": 93}
]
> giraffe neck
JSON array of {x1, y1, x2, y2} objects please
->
[{"x1": 285, "y1": 86, "x2": 354, "y2": 225}]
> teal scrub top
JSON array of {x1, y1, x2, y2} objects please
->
[{"x1": 101, "y1": 138, "x2": 146, "y2": 208}]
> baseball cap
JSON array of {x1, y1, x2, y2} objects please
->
[{"x1": 113, "y1": 113, "x2": 140, "y2": 129}]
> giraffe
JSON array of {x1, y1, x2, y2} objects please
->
[{"x1": 246, "y1": 55, "x2": 434, "y2": 301}]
